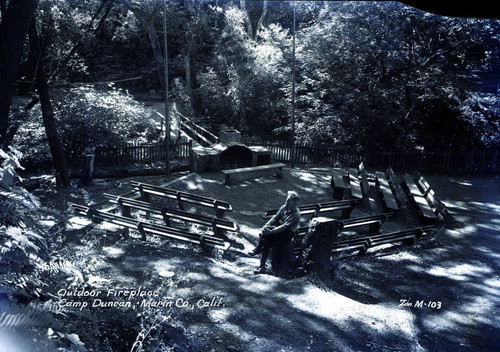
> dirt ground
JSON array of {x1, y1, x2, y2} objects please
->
[{"x1": 43, "y1": 166, "x2": 499, "y2": 352}]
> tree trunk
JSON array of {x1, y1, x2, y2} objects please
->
[
  {"x1": 240, "y1": 0, "x2": 267, "y2": 41},
  {"x1": 300, "y1": 217, "x2": 339, "y2": 289},
  {"x1": 0, "y1": 0, "x2": 39, "y2": 149},
  {"x1": 29, "y1": 20, "x2": 70, "y2": 187},
  {"x1": 142, "y1": 18, "x2": 166, "y2": 91},
  {"x1": 253, "y1": 0, "x2": 267, "y2": 41},
  {"x1": 240, "y1": 0, "x2": 253, "y2": 39},
  {"x1": 125, "y1": 2, "x2": 165, "y2": 91}
]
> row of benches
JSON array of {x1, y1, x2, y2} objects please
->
[
  {"x1": 261, "y1": 198, "x2": 361, "y2": 221},
  {"x1": 71, "y1": 181, "x2": 238, "y2": 249},
  {"x1": 71, "y1": 204, "x2": 230, "y2": 249},
  {"x1": 293, "y1": 225, "x2": 435, "y2": 256},
  {"x1": 130, "y1": 181, "x2": 232, "y2": 218},
  {"x1": 363, "y1": 166, "x2": 448, "y2": 222},
  {"x1": 104, "y1": 194, "x2": 237, "y2": 236},
  {"x1": 330, "y1": 162, "x2": 371, "y2": 200}
]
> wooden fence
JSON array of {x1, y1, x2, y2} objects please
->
[
  {"x1": 94, "y1": 140, "x2": 192, "y2": 167},
  {"x1": 246, "y1": 139, "x2": 499, "y2": 174},
  {"x1": 91, "y1": 138, "x2": 497, "y2": 174}
]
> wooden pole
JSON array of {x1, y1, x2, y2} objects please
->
[
  {"x1": 163, "y1": 0, "x2": 170, "y2": 175},
  {"x1": 291, "y1": 2, "x2": 296, "y2": 168}
]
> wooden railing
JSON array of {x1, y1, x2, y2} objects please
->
[{"x1": 94, "y1": 140, "x2": 192, "y2": 166}]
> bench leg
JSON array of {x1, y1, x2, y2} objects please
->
[
  {"x1": 402, "y1": 236, "x2": 417, "y2": 246},
  {"x1": 368, "y1": 221, "x2": 382, "y2": 234},
  {"x1": 276, "y1": 167, "x2": 283, "y2": 179},
  {"x1": 341, "y1": 205, "x2": 354, "y2": 219}
]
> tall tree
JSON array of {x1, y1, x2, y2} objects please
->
[
  {"x1": 240, "y1": 0, "x2": 268, "y2": 41},
  {"x1": 28, "y1": 18, "x2": 70, "y2": 187},
  {"x1": 122, "y1": 0, "x2": 166, "y2": 90},
  {"x1": 0, "y1": 0, "x2": 39, "y2": 150}
]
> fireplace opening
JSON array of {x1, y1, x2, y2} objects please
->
[{"x1": 219, "y1": 145, "x2": 253, "y2": 170}]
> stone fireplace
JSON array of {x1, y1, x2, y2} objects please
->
[{"x1": 190, "y1": 129, "x2": 273, "y2": 173}]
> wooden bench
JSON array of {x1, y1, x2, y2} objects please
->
[
  {"x1": 415, "y1": 173, "x2": 449, "y2": 219},
  {"x1": 339, "y1": 213, "x2": 393, "y2": 233},
  {"x1": 402, "y1": 174, "x2": 439, "y2": 222},
  {"x1": 104, "y1": 194, "x2": 237, "y2": 236},
  {"x1": 130, "y1": 181, "x2": 232, "y2": 218},
  {"x1": 348, "y1": 168, "x2": 364, "y2": 199},
  {"x1": 222, "y1": 163, "x2": 286, "y2": 186},
  {"x1": 331, "y1": 225, "x2": 435, "y2": 254},
  {"x1": 262, "y1": 199, "x2": 361, "y2": 221},
  {"x1": 375, "y1": 171, "x2": 400, "y2": 211},
  {"x1": 386, "y1": 167, "x2": 407, "y2": 206},
  {"x1": 330, "y1": 168, "x2": 348, "y2": 199},
  {"x1": 71, "y1": 204, "x2": 229, "y2": 249},
  {"x1": 296, "y1": 213, "x2": 393, "y2": 236}
]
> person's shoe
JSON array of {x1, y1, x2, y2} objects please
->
[{"x1": 253, "y1": 266, "x2": 266, "y2": 274}]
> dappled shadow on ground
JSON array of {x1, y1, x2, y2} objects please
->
[{"x1": 62, "y1": 168, "x2": 499, "y2": 351}]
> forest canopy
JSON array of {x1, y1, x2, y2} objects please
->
[{"x1": 2, "y1": 0, "x2": 500, "y2": 167}]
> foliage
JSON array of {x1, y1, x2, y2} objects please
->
[
  {"x1": 12, "y1": 86, "x2": 159, "y2": 166},
  {"x1": 0, "y1": 148, "x2": 89, "y2": 350},
  {"x1": 10, "y1": 0, "x2": 500, "y2": 164}
]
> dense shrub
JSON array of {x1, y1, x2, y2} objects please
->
[{"x1": 12, "y1": 86, "x2": 159, "y2": 168}]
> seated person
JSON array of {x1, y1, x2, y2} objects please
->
[{"x1": 250, "y1": 191, "x2": 301, "y2": 274}]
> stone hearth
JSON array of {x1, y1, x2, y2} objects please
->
[{"x1": 190, "y1": 129, "x2": 273, "y2": 173}]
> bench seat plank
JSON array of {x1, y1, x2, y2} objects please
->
[
  {"x1": 348, "y1": 168, "x2": 363, "y2": 199},
  {"x1": 376, "y1": 172, "x2": 399, "y2": 210},
  {"x1": 387, "y1": 167, "x2": 407, "y2": 205}
]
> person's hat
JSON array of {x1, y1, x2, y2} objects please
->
[{"x1": 287, "y1": 191, "x2": 300, "y2": 200}]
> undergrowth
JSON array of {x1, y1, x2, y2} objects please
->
[{"x1": 1, "y1": 148, "x2": 192, "y2": 351}]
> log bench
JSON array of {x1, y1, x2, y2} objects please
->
[
  {"x1": 261, "y1": 199, "x2": 361, "y2": 221},
  {"x1": 222, "y1": 163, "x2": 286, "y2": 186},
  {"x1": 375, "y1": 171, "x2": 400, "y2": 211},
  {"x1": 130, "y1": 181, "x2": 232, "y2": 218},
  {"x1": 71, "y1": 204, "x2": 229, "y2": 249},
  {"x1": 402, "y1": 174, "x2": 439, "y2": 222},
  {"x1": 104, "y1": 194, "x2": 237, "y2": 236}
]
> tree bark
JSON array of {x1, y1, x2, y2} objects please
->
[
  {"x1": 240, "y1": 0, "x2": 253, "y2": 39},
  {"x1": 300, "y1": 217, "x2": 339, "y2": 289},
  {"x1": 0, "y1": 0, "x2": 39, "y2": 149},
  {"x1": 125, "y1": 2, "x2": 165, "y2": 91},
  {"x1": 253, "y1": 0, "x2": 267, "y2": 41},
  {"x1": 28, "y1": 20, "x2": 70, "y2": 187},
  {"x1": 240, "y1": 0, "x2": 267, "y2": 41}
]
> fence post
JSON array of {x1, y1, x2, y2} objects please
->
[{"x1": 80, "y1": 153, "x2": 95, "y2": 186}]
